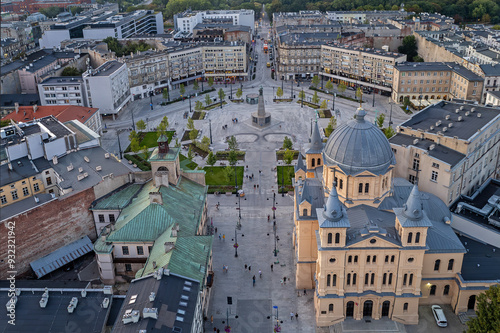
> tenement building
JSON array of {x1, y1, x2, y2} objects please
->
[{"x1": 293, "y1": 107, "x2": 500, "y2": 326}]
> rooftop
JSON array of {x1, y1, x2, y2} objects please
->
[
  {"x1": 2, "y1": 105, "x2": 99, "y2": 125},
  {"x1": 85, "y1": 60, "x2": 124, "y2": 77},
  {"x1": 40, "y1": 76, "x2": 83, "y2": 85},
  {"x1": 399, "y1": 101, "x2": 500, "y2": 141},
  {"x1": 480, "y1": 63, "x2": 500, "y2": 76},
  {"x1": 389, "y1": 133, "x2": 465, "y2": 167},
  {"x1": 459, "y1": 235, "x2": 500, "y2": 281},
  {"x1": 0, "y1": 156, "x2": 50, "y2": 187},
  {"x1": 396, "y1": 62, "x2": 483, "y2": 80}
]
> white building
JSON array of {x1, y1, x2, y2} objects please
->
[
  {"x1": 38, "y1": 76, "x2": 88, "y2": 107},
  {"x1": 485, "y1": 91, "x2": 500, "y2": 106},
  {"x1": 82, "y1": 61, "x2": 131, "y2": 119},
  {"x1": 174, "y1": 9, "x2": 254, "y2": 34}
]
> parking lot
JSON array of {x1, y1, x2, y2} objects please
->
[{"x1": 405, "y1": 305, "x2": 467, "y2": 333}]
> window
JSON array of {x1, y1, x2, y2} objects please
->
[
  {"x1": 431, "y1": 171, "x2": 438, "y2": 182},
  {"x1": 385, "y1": 255, "x2": 389, "y2": 263},
  {"x1": 122, "y1": 246, "x2": 129, "y2": 255},
  {"x1": 148, "y1": 246, "x2": 153, "y2": 254},
  {"x1": 0, "y1": 195, "x2": 6, "y2": 204},
  {"x1": 358, "y1": 183, "x2": 363, "y2": 193},
  {"x1": 403, "y1": 273, "x2": 408, "y2": 286},
  {"x1": 367, "y1": 255, "x2": 371, "y2": 263},
  {"x1": 347, "y1": 273, "x2": 351, "y2": 285},
  {"x1": 98, "y1": 214, "x2": 105, "y2": 222},
  {"x1": 339, "y1": 179, "x2": 343, "y2": 189},
  {"x1": 327, "y1": 274, "x2": 331, "y2": 286},
  {"x1": 11, "y1": 190, "x2": 18, "y2": 200},
  {"x1": 303, "y1": 209, "x2": 307, "y2": 216},
  {"x1": 109, "y1": 214, "x2": 115, "y2": 223},
  {"x1": 407, "y1": 232, "x2": 413, "y2": 243},
  {"x1": 372, "y1": 255, "x2": 376, "y2": 263},
  {"x1": 348, "y1": 255, "x2": 352, "y2": 263},
  {"x1": 125, "y1": 264, "x2": 132, "y2": 272},
  {"x1": 412, "y1": 159, "x2": 420, "y2": 171},
  {"x1": 448, "y1": 259, "x2": 454, "y2": 271},
  {"x1": 46, "y1": 177, "x2": 52, "y2": 185},
  {"x1": 332, "y1": 274, "x2": 337, "y2": 286},
  {"x1": 354, "y1": 255, "x2": 358, "y2": 263},
  {"x1": 403, "y1": 303, "x2": 409, "y2": 312},
  {"x1": 434, "y1": 259, "x2": 441, "y2": 271},
  {"x1": 329, "y1": 304, "x2": 334, "y2": 313},
  {"x1": 33, "y1": 183, "x2": 40, "y2": 192},
  {"x1": 137, "y1": 246, "x2": 144, "y2": 255},
  {"x1": 22, "y1": 187, "x2": 29, "y2": 196},
  {"x1": 370, "y1": 273, "x2": 375, "y2": 285},
  {"x1": 383, "y1": 273, "x2": 387, "y2": 285},
  {"x1": 328, "y1": 233, "x2": 332, "y2": 244},
  {"x1": 352, "y1": 273, "x2": 356, "y2": 285},
  {"x1": 364, "y1": 183, "x2": 369, "y2": 193},
  {"x1": 409, "y1": 274, "x2": 413, "y2": 286},
  {"x1": 432, "y1": 162, "x2": 440, "y2": 169},
  {"x1": 391, "y1": 255, "x2": 395, "y2": 263},
  {"x1": 430, "y1": 285, "x2": 436, "y2": 296},
  {"x1": 415, "y1": 232, "x2": 420, "y2": 244},
  {"x1": 443, "y1": 285, "x2": 450, "y2": 295},
  {"x1": 335, "y1": 233, "x2": 340, "y2": 244},
  {"x1": 388, "y1": 273, "x2": 393, "y2": 285},
  {"x1": 365, "y1": 273, "x2": 369, "y2": 285}
]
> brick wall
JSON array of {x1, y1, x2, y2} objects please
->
[{"x1": 0, "y1": 188, "x2": 97, "y2": 279}]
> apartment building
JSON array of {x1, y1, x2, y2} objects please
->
[
  {"x1": 37, "y1": 76, "x2": 88, "y2": 106},
  {"x1": 479, "y1": 64, "x2": 500, "y2": 102},
  {"x1": 485, "y1": 91, "x2": 500, "y2": 106},
  {"x1": 174, "y1": 9, "x2": 254, "y2": 34},
  {"x1": 202, "y1": 42, "x2": 247, "y2": 82},
  {"x1": 165, "y1": 44, "x2": 204, "y2": 89},
  {"x1": 82, "y1": 60, "x2": 131, "y2": 118},
  {"x1": 389, "y1": 101, "x2": 500, "y2": 204},
  {"x1": 326, "y1": 10, "x2": 409, "y2": 23},
  {"x1": 272, "y1": 10, "x2": 329, "y2": 27},
  {"x1": 320, "y1": 44, "x2": 406, "y2": 93},
  {"x1": 392, "y1": 62, "x2": 483, "y2": 103}
]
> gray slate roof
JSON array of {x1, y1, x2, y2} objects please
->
[
  {"x1": 295, "y1": 177, "x2": 325, "y2": 219},
  {"x1": 307, "y1": 120, "x2": 324, "y2": 154},
  {"x1": 459, "y1": 235, "x2": 500, "y2": 281},
  {"x1": 294, "y1": 152, "x2": 306, "y2": 173}
]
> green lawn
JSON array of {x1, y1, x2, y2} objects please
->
[
  {"x1": 139, "y1": 131, "x2": 175, "y2": 148},
  {"x1": 203, "y1": 166, "x2": 244, "y2": 193},
  {"x1": 179, "y1": 154, "x2": 198, "y2": 170},
  {"x1": 277, "y1": 166, "x2": 295, "y2": 193}
]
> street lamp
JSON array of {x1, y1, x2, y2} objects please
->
[
  {"x1": 234, "y1": 228, "x2": 239, "y2": 257},
  {"x1": 116, "y1": 129, "x2": 125, "y2": 159},
  {"x1": 291, "y1": 76, "x2": 293, "y2": 99},
  {"x1": 273, "y1": 220, "x2": 278, "y2": 257},
  {"x1": 332, "y1": 92, "x2": 336, "y2": 114},
  {"x1": 149, "y1": 89, "x2": 153, "y2": 110},
  {"x1": 209, "y1": 119, "x2": 213, "y2": 144},
  {"x1": 301, "y1": 89, "x2": 304, "y2": 108},
  {"x1": 131, "y1": 108, "x2": 135, "y2": 131},
  {"x1": 189, "y1": 94, "x2": 192, "y2": 112},
  {"x1": 372, "y1": 88, "x2": 375, "y2": 107},
  {"x1": 201, "y1": 70, "x2": 205, "y2": 92}
]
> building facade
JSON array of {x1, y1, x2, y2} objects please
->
[
  {"x1": 38, "y1": 76, "x2": 88, "y2": 106},
  {"x1": 175, "y1": 9, "x2": 254, "y2": 34}
]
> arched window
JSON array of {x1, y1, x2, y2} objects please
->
[
  {"x1": 318, "y1": 158, "x2": 321, "y2": 166},
  {"x1": 303, "y1": 208, "x2": 307, "y2": 216},
  {"x1": 335, "y1": 233, "x2": 340, "y2": 244},
  {"x1": 348, "y1": 255, "x2": 352, "y2": 263},
  {"x1": 339, "y1": 179, "x2": 343, "y2": 189},
  {"x1": 434, "y1": 259, "x2": 441, "y2": 271},
  {"x1": 403, "y1": 273, "x2": 408, "y2": 286},
  {"x1": 312, "y1": 159, "x2": 315, "y2": 167},
  {"x1": 358, "y1": 183, "x2": 363, "y2": 193},
  {"x1": 448, "y1": 259, "x2": 454, "y2": 271},
  {"x1": 352, "y1": 273, "x2": 357, "y2": 285},
  {"x1": 372, "y1": 255, "x2": 377, "y2": 263},
  {"x1": 391, "y1": 255, "x2": 395, "y2": 263},
  {"x1": 403, "y1": 303, "x2": 409, "y2": 312},
  {"x1": 327, "y1": 274, "x2": 331, "y2": 287},
  {"x1": 365, "y1": 183, "x2": 369, "y2": 193},
  {"x1": 354, "y1": 255, "x2": 358, "y2": 263},
  {"x1": 407, "y1": 232, "x2": 413, "y2": 243},
  {"x1": 334, "y1": 177, "x2": 338, "y2": 186},
  {"x1": 347, "y1": 273, "x2": 351, "y2": 285},
  {"x1": 366, "y1": 255, "x2": 371, "y2": 263},
  {"x1": 385, "y1": 255, "x2": 389, "y2": 263},
  {"x1": 443, "y1": 284, "x2": 450, "y2": 295},
  {"x1": 371, "y1": 273, "x2": 375, "y2": 285},
  {"x1": 430, "y1": 285, "x2": 436, "y2": 296},
  {"x1": 365, "y1": 273, "x2": 369, "y2": 285},
  {"x1": 409, "y1": 273, "x2": 413, "y2": 286},
  {"x1": 327, "y1": 233, "x2": 332, "y2": 244},
  {"x1": 388, "y1": 273, "x2": 393, "y2": 285},
  {"x1": 383, "y1": 273, "x2": 387, "y2": 285},
  {"x1": 329, "y1": 304, "x2": 334, "y2": 313},
  {"x1": 332, "y1": 274, "x2": 337, "y2": 286},
  {"x1": 415, "y1": 232, "x2": 420, "y2": 243}
]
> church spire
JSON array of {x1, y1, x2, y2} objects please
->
[
  {"x1": 295, "y1": 152, "x2": 305, "y2": 172},
  {"x1": 403, "y1": 185, "x2": 424, "y2": 220},
  {"x1": 308, "y1": 118, "x2": 323, "y2": 152},
  {"x1": 323, "y1": 182, "x2": 344, "y2": 221}
]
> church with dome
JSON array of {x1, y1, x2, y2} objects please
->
[{"x1": 293, "y1": 107, "x2": 497, "y2": 326}]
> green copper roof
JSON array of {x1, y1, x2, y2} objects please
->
[
  {"x1": 92, "y1": 184, "x2": 142, "y2": 210},
  {"x1": 157, "y1": 134, "x2": 168, "y2": 143},
  {"x1": 136, "y1": 224, "x2": 177, "y2": 278},
  {"x1": 148, "y1": 146, "x2": 180, "y2": 162},
  {"x1": 168, "y1": 236, "x2": 213, "y2": 287}
]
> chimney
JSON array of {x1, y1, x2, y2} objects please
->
[
  {"x1": 15, "y1": 102, "x2": 19, "y2": 114},
  {"x1": 33, "y1": 104, "x2": 38, "y2": 113},
  {"x1": 149, "y1": 191, "x2": 163, "y2": 205},
  {"x1": 164, "y1": 241, "x2": 175, "y2": 253}
]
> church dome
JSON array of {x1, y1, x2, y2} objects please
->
[{"x1": 323, "y1": 108, "x2": 395, "y2": 175}]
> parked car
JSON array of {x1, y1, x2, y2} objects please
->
[{"x1": 431, "y1": 305, "x2": 448, "y2": 328}]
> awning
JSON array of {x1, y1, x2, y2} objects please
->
[{"x1": 30, "y1": 236, "x2": 93, "y2": 278}]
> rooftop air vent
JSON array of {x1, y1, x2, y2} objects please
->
[
  {"x1": 149, "y1": 292, "x2": 156, "y2": 302},
  {"x1": 471, "y1": 107, "x2": 476, "y2": 112},
  {"x1": 413, "y1": 139, "x2": 419, "y2": 145},
  {"x1": 477, "y1": 113, "x2": 482, "y2": 118},
  {"x1": 458, "y1": 116, "x2": 463, "y2": 121},
  {"x1": 67, "y1": 297, "x2": 78, "y2": 313},
  {"x1": 430, "y1": 125, "x2": 435, "y2": 130},
  {"x1": 465, "y1": 111, "x2": 470, "y2": 116},
  {"x1": 435, "y1": 120, "x2": 442, "y2": 126},
  {"x1": 455, "y1": 108, "x2": 460, "y2": 113},
  {"x1": 102, "y1": 298, "x2": 110, "y2": 308},
  {"x1": 445, "y1": 115, "x2": 450, "y2": 120},
  {"x1": 84, "y1": 156, "x2": 90, "y2": 163},
  {"x1": 460, "y1": 105, "x2": 465, "y2": 110},
  {"x1": 429, "y1": 144, "x2": 436, "y2": 150},
  {"x1": 443, "y1": 127, "x2": 448, "y2": 132},
  {"x1": 448, "y1": 123, "x2": 453, "y2": 128}
]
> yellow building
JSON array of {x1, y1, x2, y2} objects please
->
[{"x1": 294, "y1": 107, "x2": 499, "y2": 327}]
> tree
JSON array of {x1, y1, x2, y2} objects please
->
[
  {"x1": 61, "y1": 66, "x2": 81, "y2": 76},
  {"x1": 467, "y1": 285, "x2": 500, "y2": 333},
  {"x1": 312, "y1": 91, "x2": 320, "y2": 104},
  {"x1": 311, "y1": 75, "x2": 320, "y2": 88},
  {"x1": 70, "y1": 6, "x2": 84, "y2": 15},
  {"x1": 180, "y1": 83, "x2": 186, "y2": 96},
  {"x1": 337, "y1": 83, "x2": 347, "y2": 94},
  {"x1": 136, "y1": 119, "x2": 146, "y2": 131},
  {"x1": 206, "y1": 151, "x2": 217, "y2": 171},
  {"x1": 283, "y1": 149, "x2": 294, "y2": 166},
  {"x1": 226, "y1": 135, "x2": 238, "y2": 151},
  {"x1": 187, "y1": 118, "x2": 195, "y2": 130},
  {"x1": 39, "y1": 6, "x2": 63, "y2": 18},
  {"x1": 141, "y1": 145, "x2": 149, "y2": 159},
  {"x1": 208, "y1": 77, "x2": 214, "y2": 88},
  {"x1": 128, "y1": 130, "x2": 138, "y2": 142},
  {"x1": 157, "y1": 122, "x2": 167, "y2": 139},
  {"x1": 383, "y1": 126, "x2": 396, "y2": 139},
  {"x1": 200, "y1": 136, "x2": 210, "y2": 151},
  {"x1": 413, "y1": 55, "x2": 424, "y2": 62},
  {"x1": 130, "y1": 138, "x2": 140, "y2": 154},
  {"x1": 195, "y1": 100, "x2": 203, "y2": 111},
  {"x1": 218, "y1": 88, "x2": 226, "y2": 101},
  {"x1": 282, "y1": 136, "x2": 293, "y2": 150},
  {"x1": 189, "y1": 128, "x2": 199, "y2": 142},
  {"x1": 205, "y1": 94, "x2": 212, "y2": 106},
  {"x1": 325, "y1": 116, "x2": 337, "y2": 137},
  {"x1": 224, "y1": 165, "x2": 233, "y2": 182},
  {"x1": 398, "y1": 35, "x2": 418, "y2": 63},
  {"x1": 376, "y1": 114, "x2": 385, "y2": 128},
  {"x1": 162, "y1": 88, "x2": 169, "y2": 101},
  {"x1": 493, "y1": 25, "x2": 500, "y2": 30},
  {"x1": 193, "y1": 80, "x2": 199, "y2": 91},
  {"x1": 236, "y1": 87, "x2": 243, "y2": 99},
  {"x1": 228, "y1": 150, "x2": 238, "y2": 166},
  {"x1": 325, "y1": 80, "x2": 334, "y2": 92},
  {"x1": 276, "y1": 87, "x2": 283, "y2": 98},
  {"x1": 320, "y1": 100, "x2": 328, "y2": 109},
  {"x1": 161, "y1": 116, "x2": 169, "y2": 129},
  {"x1": 299, "y1": 90, "x2": 306, "y2": 100},
  {"x1": 355, "y1": 87, "x2": 363, "y2": 102},
  {"x1": 187, "y1": 145, "x2": 194, "y2": 160}
]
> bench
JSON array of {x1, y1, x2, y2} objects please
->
[{"x1": 225, "y1": 192, "x2": 232, "y2": 196}]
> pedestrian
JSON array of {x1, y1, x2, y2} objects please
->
[
  {"x1": 290, "y1": 312, "x2": 294, "y2": 320},
  {"x1": 280, "y1": 279, "x2": 284, "y2": 286},
  {"x1": 254, "y1": 184, "x2": 256, "y2": 189},
  {"x1": 214, "y1": 327, "x2": 217, "y2": 332},
  {"x1": 252, "y1": 173, "x2": 254, "y2": 178},
  {"x1": 271, "y1": 264, "x2": 273, "y2": 272},
  {"x1": 259, "y1": 270, "x2": 262, "y2": 278},
  {"x1": 252, "y1": 275, "x2": 256, "y2": 287},
  {"x1": 295, "y1": 313, "x2": 298, "y2": 320},
  {"x1": 217, "y1": 330, "x2": 220, "y2": 333},
  {"x1": 248, "y1": 265, "x2": 251, "y2": 272},
  {"x1": 304, "y1": 289, "x2": 307, "y2": 295},
  {"x1": 223, "y1": 234, "x2": 225, "y2": 241},
  {"x1": 211, "y1": 315, "x2": 213, "y2": 324},
  {"x1": 219, "y1": 233, "x2": 222, "y2": 241},
  {"x1": 283, "y1": 276, "x2": 286, "y2": 285},
  {"x1": 245, "y1": 264, "x2": 247, "y2": 270},
  {"x1": 215, "y1": 227, "x2": 218, "y2": 233},
  {"x1": 268, "y1": 214, "x2": 270, "y2": 222},
  {"x1": 218, "y1": 202, "x2": 220, "y2": 206},
  {"x1": 226, "y1": 265, "x2": 229, "y2": 272}
]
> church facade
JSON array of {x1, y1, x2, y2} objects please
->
[{"x1": 293, "y1": 108, "x2": 499, "y2": 326}]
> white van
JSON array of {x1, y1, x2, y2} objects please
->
[{"x1": 431, "y1": 305, "x2": 448, "y2": 327}]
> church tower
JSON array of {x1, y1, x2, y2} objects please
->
[
  {"x1": 148, "y1": 135, "x2": 181, "y2": 187},
  {"x1": 306, "y1": 119, "x2": 323, "y2": 177}
]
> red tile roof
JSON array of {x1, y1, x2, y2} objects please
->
[{"x1": 2, "y1": 105, "x2": 99, "y2": 124}]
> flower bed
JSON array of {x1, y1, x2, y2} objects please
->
[{"x1": 215, "y1": 150, "x2": 246, "y2": 160}]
